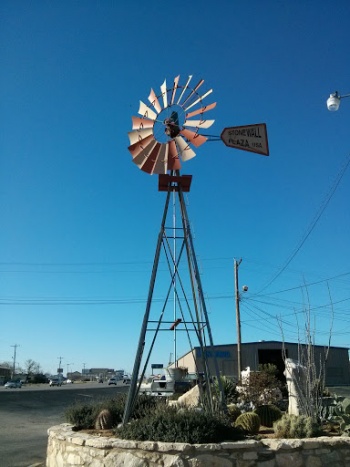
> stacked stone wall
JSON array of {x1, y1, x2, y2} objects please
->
[{"x1": 47, "y1": 424, "x2": 350, "y2": 467}]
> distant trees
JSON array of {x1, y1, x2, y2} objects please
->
[
  {"x1": 24, "y1": 359, "x2": 42, "y2": 376},
  {"x1": 0, "y1": 358, "x2": 49, "y2": 383}
]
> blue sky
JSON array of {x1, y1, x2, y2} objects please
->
[{"x1": 1, "y1": 1, "x2": 350, "y2": 376}]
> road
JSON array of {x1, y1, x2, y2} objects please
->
[{"x1": 0, "y1": 382, "x2": 129, "y2": 467}]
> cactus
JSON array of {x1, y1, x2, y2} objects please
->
[
  {"x1": 273, "y1": 414, "x2": 319, "y2": 439},
  {"x1": 95, "y1": 408, "x2": 113, "y2": 430},
  {"x1": 254, "y1": 404, "x2": 282, "y2": 428},
  {"x1": 329, "y1": 396, "x2": 350, "y2": 436},
  {"x1": 227, "y1": 403, "x2": 241, "y2": 423},
  {"x1": 234, "y1": 412, "x2": 260, "y2": 434}
]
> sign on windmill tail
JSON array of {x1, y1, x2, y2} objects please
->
[{"x1": 221, "y1": 123, "x2": 269, "y2": 156}]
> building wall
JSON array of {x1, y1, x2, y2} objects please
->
[{"x1": 176, "y1": 341, "x2": 350, "y2": 386}]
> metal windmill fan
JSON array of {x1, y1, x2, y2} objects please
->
[
  {"x1": 123, "y1": 75, "x2": 225, "y2": 425},
  {"x1": 127, "y1": 75, "x2": 216, "y2": 174}
]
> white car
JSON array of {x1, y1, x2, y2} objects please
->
[
  {"x1": 5, "y1": 380, "x2": 22, "y2": 388},
  {"x1": 108, "y1": 377, "x2": 117, "y2": 385}
]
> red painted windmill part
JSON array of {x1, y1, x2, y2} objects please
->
[{"x1": 127, "y1": 75, "x2": 216, "y2": 174}]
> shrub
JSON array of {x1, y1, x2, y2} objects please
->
[
  {"x1": 213, "y1": 376, "x2": 238, "y2": 404},
  {"x1": 65, "y1": 402, "x2": 97, "y2": 429},
  {"x1": 238, "y1": 364, "x2": 283, "y2": 407},
  {"x1": 273, "y1": 414, "x2": 321, "y2": 438},
  {"x1": 65, "y1": 394, "x2": 166, "y2": 430},
  {"x1": 116, "y1": 405, "x2": 244, "y2": 443},
  {"x1": 234, "y1": 412, "x2": 261, "y2": 435},
  {"x1": 133, "y1": 394, "x2": 166, "y2": 419},
  {"x1": 254, "y1": 404, "x2": 282, "y2": 428},
  {"x1": 65, "y1": 394, "x2": 127, "y2": 429}
]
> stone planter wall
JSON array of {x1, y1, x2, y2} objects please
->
[{"x1": 47, "y1": 424, "x2": 350, "y2": 467}]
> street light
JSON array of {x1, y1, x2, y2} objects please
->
[
  {"x1": 67, "y1": 363, "x2": 73, "y2": 379},
  {"x1": 326, "y1": 91, "x2": 350, "y2": 111}
]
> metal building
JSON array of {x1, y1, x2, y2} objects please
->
[{"x1": 173, "y1": 341, "x2": 350, "y2": 386}]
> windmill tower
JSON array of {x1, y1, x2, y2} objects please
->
[{"x1": 123, "y1": 75, "x2": 226, "y2": 424}]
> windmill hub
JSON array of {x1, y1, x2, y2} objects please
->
[{"x1": 164, "y1": 116, "x2": 180, "y2": 138}]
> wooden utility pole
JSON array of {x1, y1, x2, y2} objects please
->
[
  {"x1": 11, "y1": 344, "x2": 19, "y2": 379},
  {"x1": 234, "y1": 259, "x2": 242, "y2": 382}
]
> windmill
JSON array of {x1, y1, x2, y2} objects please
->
[{"x1": 123, "y1": 75, "x2": 227, "y2": 424}]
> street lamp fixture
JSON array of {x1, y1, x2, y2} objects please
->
[{"x1": 326, "y1": 91, "x2": 350, "y2": 111}]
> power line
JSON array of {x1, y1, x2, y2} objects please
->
[
  {"x1": 256, "y1": 271, "x2": 350, "y2": 297},
  {"x1": 257, "y1": 152, "x2": 350, "y2": 294}
]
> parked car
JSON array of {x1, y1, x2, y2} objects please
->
[
  {"x1": 5, "y1": 380, "x2": 22, "y2": 388},
  {"x1": 49, "y1": 378, "x2": 62, "y2": 387}
]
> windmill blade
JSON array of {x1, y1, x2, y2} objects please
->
[
  {"x1": 176, "y1": 75, "x2": 192, "y2": 105},
  {"x1": 186, "y1": 102, "x2": 216, "y2": 119},
  {"x1": 138, "y1": 142, "x2": 163, "y2": 174},
  {"x1": 128, "y1": 134, "x2": 156, "y2": 158},
  {"x1": 175, "y1": 135, "x2": 196, "y2": 161},
  {"x1": 138, "y1": 101, "x2": 157, "y2": 121},
  {"x1": 132, "y1": 116, "x2": 154, "y2": 130},
  {"x1": 128, "y1": 128, "x2": 153, "y2": 145},
  {"x1": 184, "y1": 89, "x2": 213, "y2": 112},
  {"x1": 132, "y1": 140, "x2": 158, "y2": 169},
  {"x1": 168, "y1": 139, "x2": 181, "y2": 171},
  {"x1": 183, "y1": 119, "x2": 215, "y2": 129},
  {"x1": 152, "y1": 144, "x2": 168, "y2": 174},
  {"x1": 170, "y1": 75, "x2": 180, "y2": 105},
  {"x1": 148, "y1": 88, "x2": 162, "y2": 113},
  {"x1": 180, "y1": 129, "x2": 207, "y2": 147},
  {"x1": 160, "y1": 79, "x2": 168, "y2": 109},
  {"x1": 181, "y1": 79, "x2": 204, "y2": 107}
]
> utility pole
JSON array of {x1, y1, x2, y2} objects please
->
[
  {"x1": 57, "y1": 356, "x2": 63, "y2": 381},
  {"x1": 11, "y1": 344, "x2": 19, "y2": 379},
  {"x1": 234, "y1": 259, "x2": 242, "y2": 382}
]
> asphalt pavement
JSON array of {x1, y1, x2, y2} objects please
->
[{"x1": 0, "y1": 382, "x2": 128, "y2": 467}]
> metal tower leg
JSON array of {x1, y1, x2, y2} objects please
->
[
  {"x1": 177, "y1": 176, "x2": 226, "y2": 412},
  {"x1": 122, "y1": 190, "x2": 172, "y2": 424},
  {"x1": 122, "y1": 173, "x2": 226, "y2": 424}
]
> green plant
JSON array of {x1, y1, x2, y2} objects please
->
[
  {"x1": 133, "y1": 394, "x2": 166, "y2": 419},
  {"x1": 65, "y1": 394, "x2": 127, "y2": 429},
  {"x1": 273, "y1": 414, "x2": 320, "y2": 438},
  {"x1": 254, "y1": 404, "x2": 282, "y2": 428},
  {"x1": 329, "y1": 396, "x2": 350, "y2": 436},
  {"x1": 227, "y1": 403, "x2": 241, "y2": 423},
  {"x1": 116, "y1": 405, "x2": 244, "y2": 443},
  {"x1": 213, "y1": 376, "x2": 238, "y2": 404},
  {"x1": 234, "y1": 412, "x2": 261, "y2": 435},
  {"x1": 238, "y1": 364, "x2": 282, "y2": 407},
  {"x1": 65, "y1": 402, "x2": 97, "y2": 429},
  {"x1": 95, "y1": 409, "x2": 113, "y2": 430}
]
